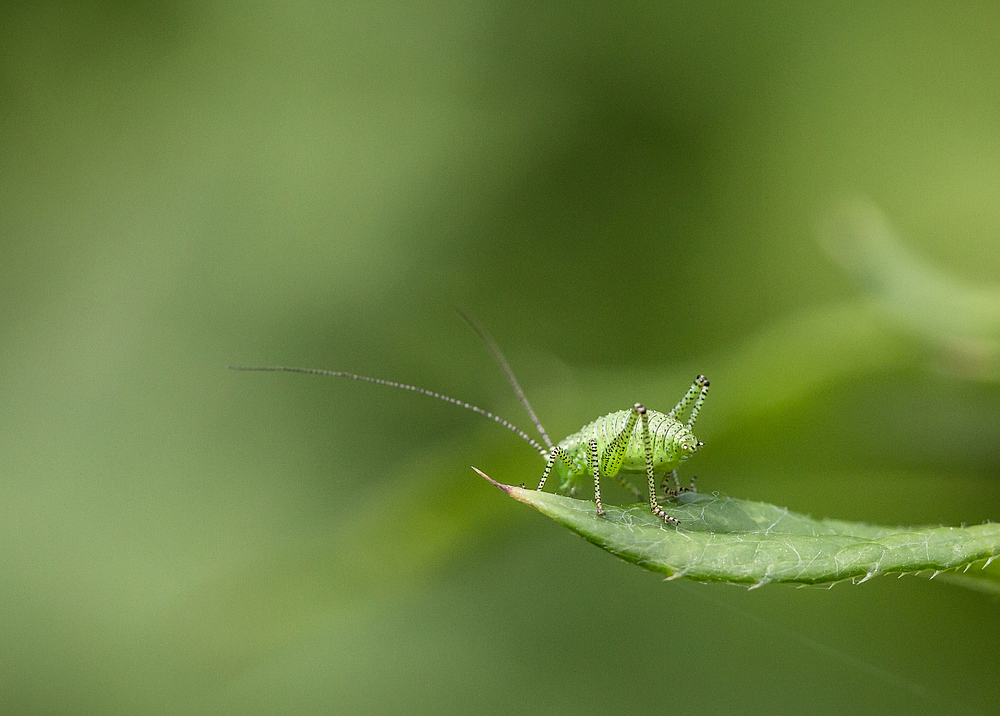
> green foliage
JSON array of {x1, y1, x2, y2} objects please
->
[
  {"x1": 482, "y1": 473, "x2": 1000, "y2": 587},
  {"x1": 7, "y1": 2, "x2": 1000, "y2": 713}
]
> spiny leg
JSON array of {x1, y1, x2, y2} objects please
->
[
  {"x1": 661, "y1": 469, "x2": 680, "y2": 495},
  {"x1": 636, "y1": 404, "x2": 679, "y2": 525},
  {"x1": 666, "y1": 375, "x2": 710, "y2": 428},
  {"x1": 595, "y1": 410, "x2": 642, "y2": 500},
  {"x1": 536, "y1": 446, "x2": 575, "y2": 492},
  {"x1": 663, "y1": 471, "x2": 697, "y2": 497},
  {"x1": 599, "y1": 407, "x2": 641, "y2": 477},
  {"x1": 587, "y1": 439, "x2": 605, "y2": 516},
  {"x1": 598, "y1": 403, "x2": 679, "y2": 525}
]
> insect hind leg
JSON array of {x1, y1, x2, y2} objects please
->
[
  {"x1": 601, "y1": 403, "x2": 679, "y2": 525},
  {"x1": 667, "y1": 375, "x2": 710, "y2": 428}
]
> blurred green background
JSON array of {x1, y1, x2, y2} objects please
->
[{"x1": 4, "y1": 1, "x2": 1000, "y2": 714}]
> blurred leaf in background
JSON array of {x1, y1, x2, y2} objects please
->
[
  {"x1": 2, "y1": 1, "x2": 1000, "y2": 715},
  {"x1": 821, "y1": 197, "x2": 1000, "y2": 381}
]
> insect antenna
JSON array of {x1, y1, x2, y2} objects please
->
[
  {"x1": 457, "y1": 309, "x2": 555, "y2": 452},
  {"x1": 228, "y1": 364, "x2": 549, "y2": 457}
]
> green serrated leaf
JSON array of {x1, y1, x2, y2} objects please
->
[{"x1": 476, "y1": 470, "x2": 1000, "y2": 587}]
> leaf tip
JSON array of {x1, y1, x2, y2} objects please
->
[{"x1": 471, "y1": 466, "x2": 512, "y2": 493}]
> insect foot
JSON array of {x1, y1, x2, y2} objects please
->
[
  {"x1": 664, "y1": 474, "x2": 698, "y2": 498},
  {"x1": 650, "y1": 505, "x2": 681, "y2": 526}
]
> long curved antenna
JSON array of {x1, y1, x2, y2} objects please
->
[
  {"x1": 457, "y1": 309, "x2": 555, "y2": 451},
  {"x1": 229, "y1": 365, "x2": 549, "y2": 457}
]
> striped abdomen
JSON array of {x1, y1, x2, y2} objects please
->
[{"x1": 557, "y1": 409, "x2": 698, "y2": 477}]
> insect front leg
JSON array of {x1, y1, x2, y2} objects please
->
[
  {"x1": 661, "y1": 469, "x2": 680, "y2": 495},
  {"x1": 662, "y1": 470, "x2": 697, "y2": 497}
]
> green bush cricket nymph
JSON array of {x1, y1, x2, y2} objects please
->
[{"x1": 231, "y1": 315, "x2": 709, "y2": 525}]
